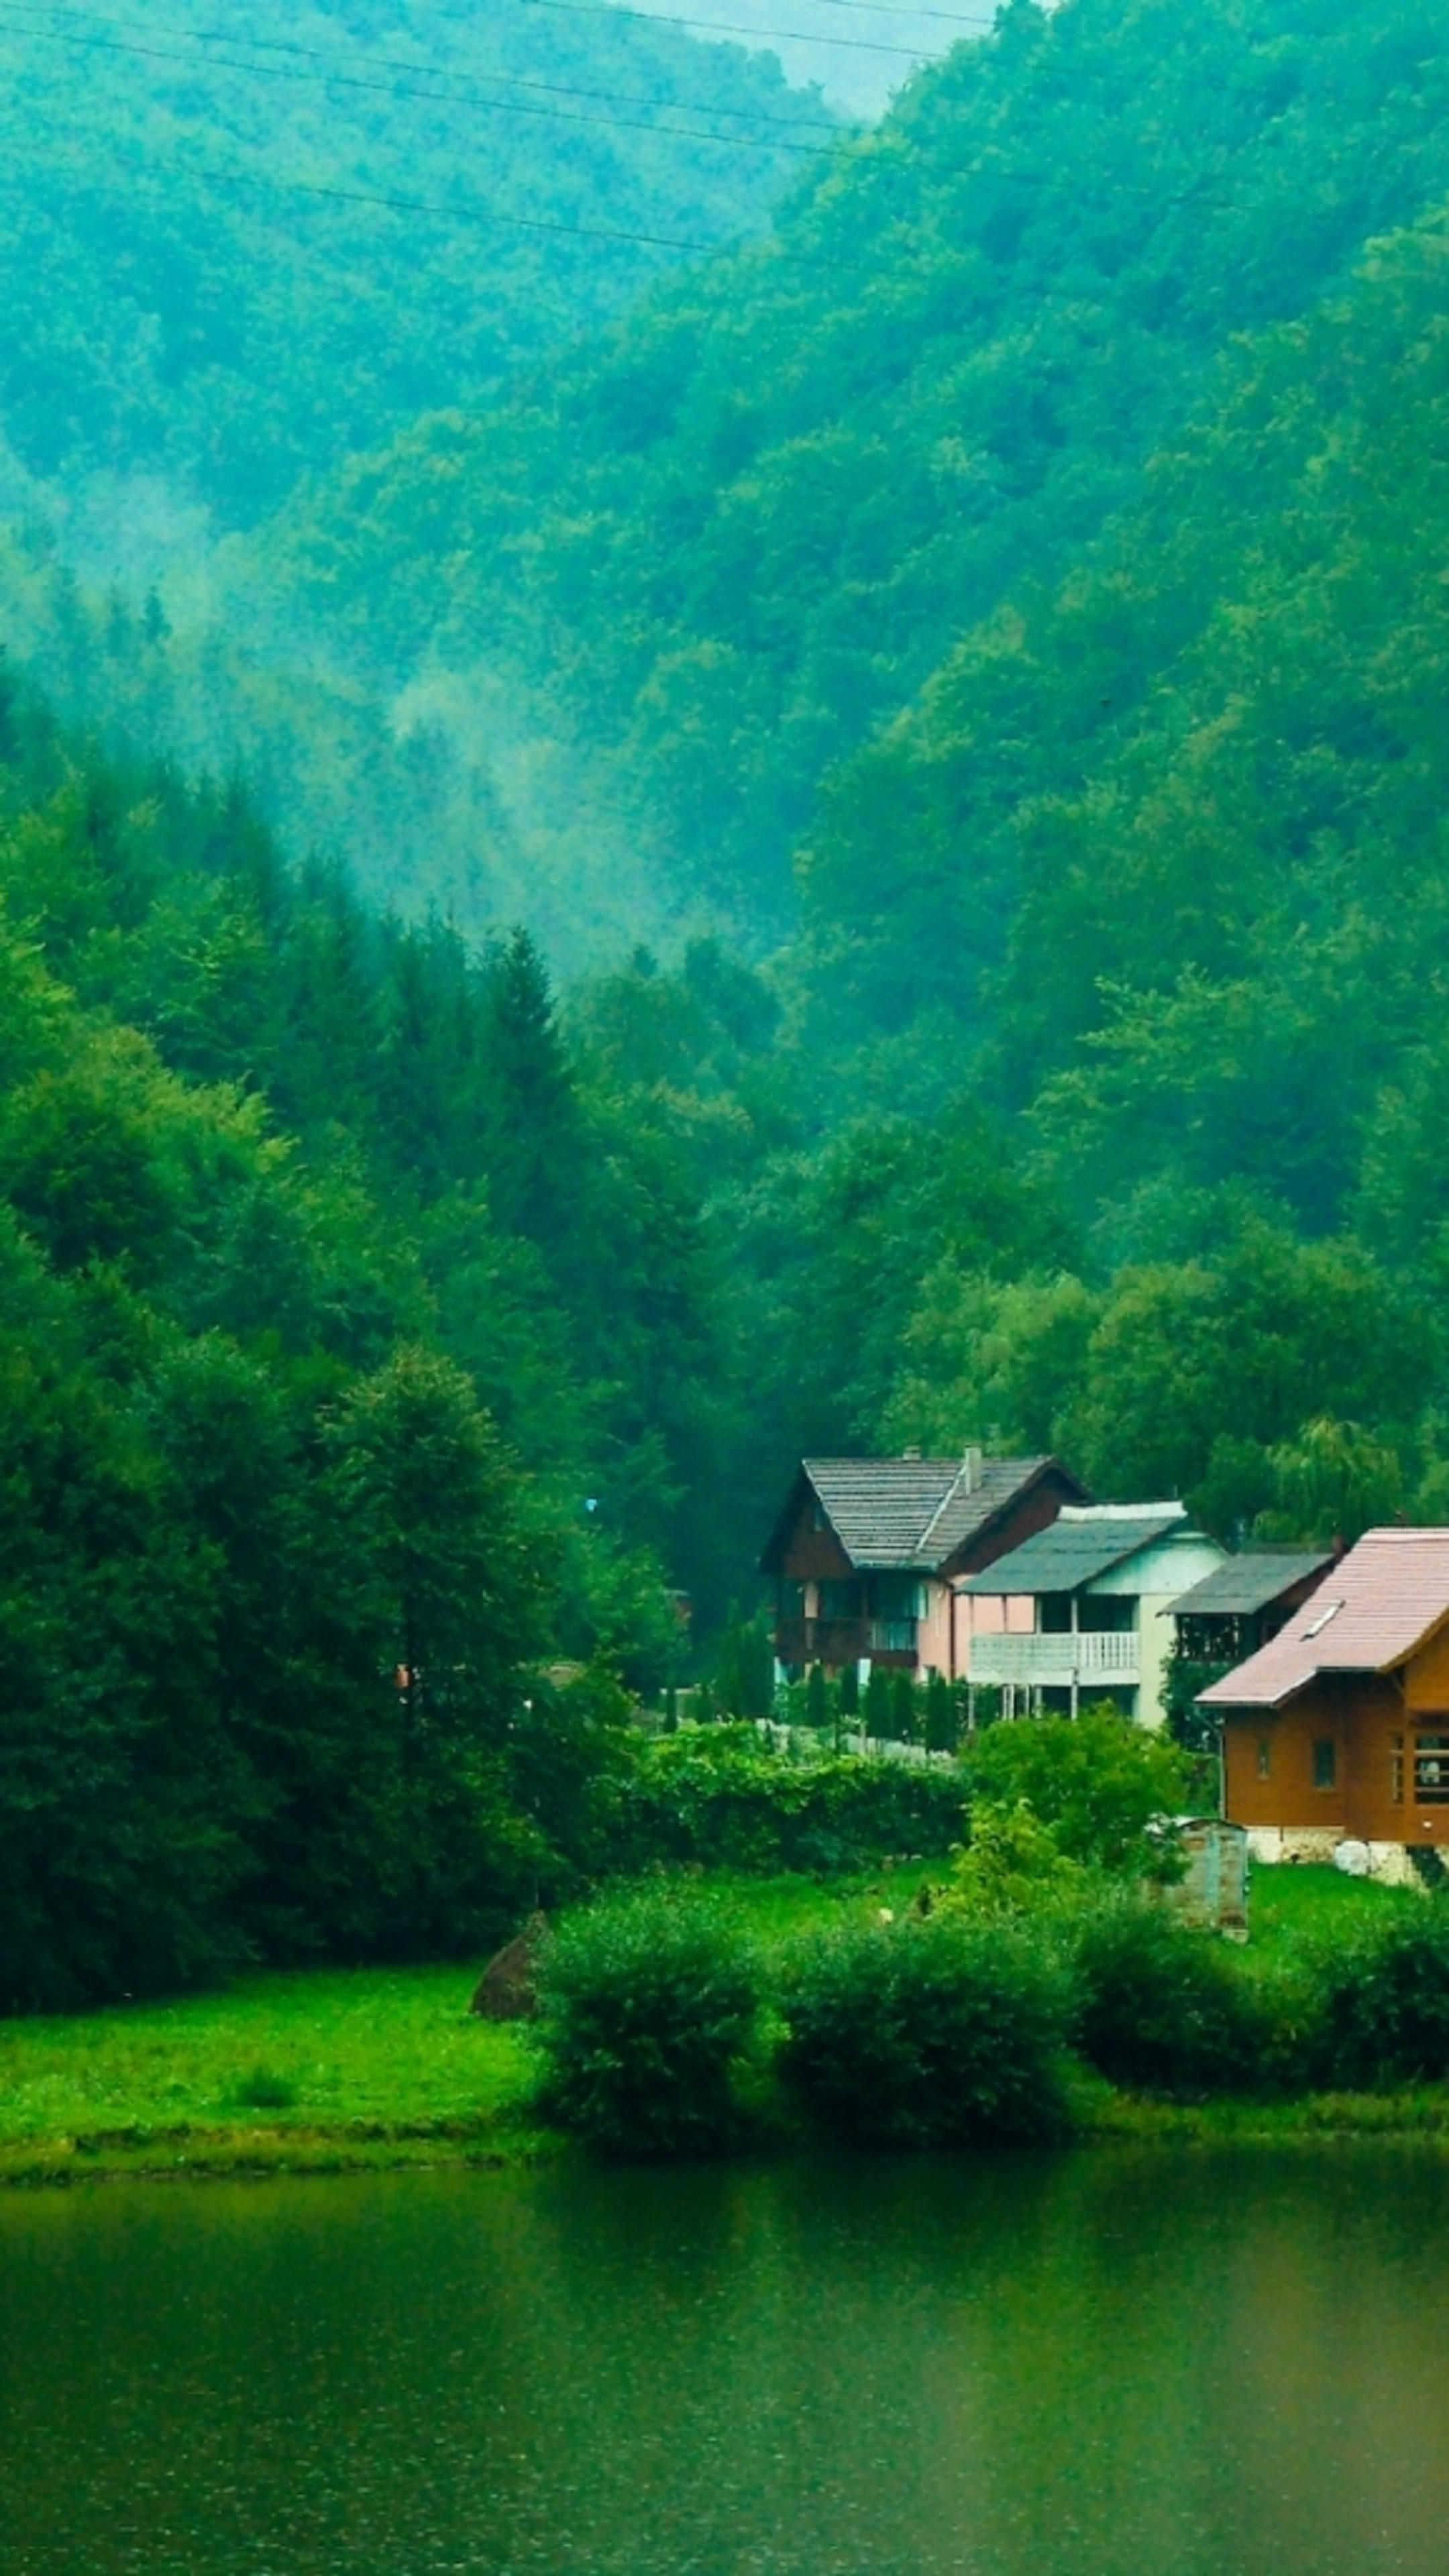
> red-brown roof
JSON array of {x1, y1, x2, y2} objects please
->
[{"x1": 1199, "y1": 1529, "x2": 1449, "y2": 1710}]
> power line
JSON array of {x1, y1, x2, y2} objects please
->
[
  {"x1": 0, "y1": 0, "x2": 1277, "y2": 199},
  {"x1": 2, "y1": 14, "x2": 841, "y2": 153},
  {"x1": 0, "y1": 0, "x2": 995, "y2": 73},
  {"x1": 0, "y1": 0, "x2": 849, "y2": 131},
  {"x1": 517, "y1": 0, "x2": 942, "y2": 57}
]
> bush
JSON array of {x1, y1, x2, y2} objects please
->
[
  {"x1": 1071, "y1": 1898, "x2": 1270, "y2": 2098},
  {"x1": 1306, "y1": 1903, "x2": 1449, "y2": 2089},
  {"x1": 937, "y1": 1801, "x2": 1088, "y2": 1921},
  {"x1": 534, "y1": 1888, "x2": 764, "y2": 2157},
  {"x1": 962, "y1": 1709, "x2": 1199, "y2": 1880},
  {"x1": 780, "y1": 1919, "x2": 1074, "y2": 2146},
  {"x1": 598, "y1": 1724, "x2": 966, "y2": 1874}
]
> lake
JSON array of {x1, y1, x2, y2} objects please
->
[{"x1": 1, "y1": 2147, "x2": 1444, "y2": 2574}]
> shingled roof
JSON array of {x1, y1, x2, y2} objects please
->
[
  {"x1": 1169, "y1": 1550, "x2": 1334, "y2": 1621},
  {"x1": 761, "y1": 1456, "x2": 1075, "y2": 1574},
  {"x1": 961, "y1": 1505, "x2": 1191, "y2": 1596},
  {"x1": 1199, "y1": 1528, "x2": 1449, "y2": 1709}
]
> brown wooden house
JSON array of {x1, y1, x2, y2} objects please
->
[
  {"x1": 1199, "y1": 1528, "x2": 1449, "y2": 1874},
  {"x1": 760, "y1": 1450, "x2": 1087, "y2": 1682}
]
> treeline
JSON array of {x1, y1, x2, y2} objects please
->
[{"x1": 0, "y1": 672, "x2": 747, "y2": 2007}]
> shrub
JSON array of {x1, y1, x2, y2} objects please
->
[
  {"x1": 780, "y1": 1919, "x2": 1074, "y2": 2146},
  {"x1": 936, "y1": 1801, "x2": 1088, "y2": 1921},
  {"x1": 534, "y1": 1888, "x2": 763, "y2": 2157},
  {"x1": 233, "y1": 2065, "x2": 298, "y2": 2111},
  {"x1": 962, "y1": 1709, "x2": 1198, "y2": 1880},
  {"x1": 600, "y1": 1725, "x2": 965, "y2": 1874},
  {"x1": 1306, "y1": 1902, "x2": 1449, "y2": 2088},
  {"x1": 1071, "y1": 1898, "x2": 1269, "y2": 2098}
]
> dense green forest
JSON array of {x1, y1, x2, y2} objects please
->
[
  {"x1": 260, "y1": 0, "x2": 1449, "y2": 924},
  {"x1": 10, "y1": 0, "x2": 1449, "y2": 2001},
  {"x1": 0, "y1": 0, "x2": 818, "y2": 533},
  {"x1": 0, "y1": 0, "x2": 831, "y2": 951}
]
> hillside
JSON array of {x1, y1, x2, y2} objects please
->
[
  {"x1": 0, "y1": 0, "x2": 824, "y2": 549},
  {"x1": 258, "y1": 0, "x2": 1449, "y2": 928}
]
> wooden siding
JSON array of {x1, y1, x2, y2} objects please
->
[{"x1": 1221, "y1": 1672, "x2": 1448, "y2": 1843}]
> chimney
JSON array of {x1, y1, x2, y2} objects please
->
[
  {"x1": 901, "y1": 1446, "x2": 922, "y2": 1462},
  {"x1": 962, "y1": 1446, "x2": 983, "y2": 1493}
]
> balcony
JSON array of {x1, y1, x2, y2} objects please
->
[
  {"x1": 969, "y1": 1629, "x2": 1140, "y2": 1687},
  {"x1": 774, "y1": 1617, "x2": 919, "y2": 1670}
]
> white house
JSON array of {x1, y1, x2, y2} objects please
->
[{"x1": 958, "y1": 1503, "x2": 1225, "y2": 1726}]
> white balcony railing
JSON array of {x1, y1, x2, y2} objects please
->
[{"x1": 968, "y1": 1630, "x2": 1139, "y2": 1686}]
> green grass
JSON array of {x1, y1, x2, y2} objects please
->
[
  {"x1": 5, "y1": 1865, "x2": 1446, "y2": 2185},
  {"x1": 0, "y1": 1962, "x2": 547, "y2": 2186},
  {"x1": 1240, "y1": 1860, "x2": 1421, "y2": 1960},
  {"x1": 0, "y1": 1867, "x2": 941, "y2": 2185}
]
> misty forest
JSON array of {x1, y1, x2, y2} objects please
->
[{"x1": 7, "y1": 0, "x2": 1449, "y2": 2003}]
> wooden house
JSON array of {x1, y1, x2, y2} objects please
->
[
  {"x1": 760, "y1": 1450, "x2": 1087, "y2": 1682},
  {"x1": 1199, "y1": 1527, "x2": 1449, "y2": 1876}
]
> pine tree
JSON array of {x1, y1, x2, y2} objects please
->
[{"x1": 865, "y1": 1665, "x2": 892, "y2": 1742}]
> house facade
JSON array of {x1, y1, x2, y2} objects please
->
[
  {"x1": 1169, "y1": 1549, "x2": 1335, "y2": 1670},
  {"x1": 959, "y1": 1503, "x2": 1226, "y2": 1725},
  {"x1": 761, "y1": 1450, "x2": 1087, "y2": 1682},
  {"x1": 1199, "y1": 1527, "x2": 1449, "y2": 1877}
]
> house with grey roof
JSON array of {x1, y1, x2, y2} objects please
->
[
  {"x1": 959, "y1": 1503, "x2": 1225, "y2": 1724},
  {"x1": 1169, "y1": 1550, "x2": 1335, "y2": 1670},
  {"x1": 760, "y1": 1451, "x2": 1087, "y2": 1681}
]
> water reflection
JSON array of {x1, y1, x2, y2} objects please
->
[{"x1": 1, "y1": 2149, "x2": 1444, "y2": 2573}]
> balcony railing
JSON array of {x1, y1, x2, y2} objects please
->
[{"x1": 969, "y1": 1629, "x2": 1139, "y2": 1686}]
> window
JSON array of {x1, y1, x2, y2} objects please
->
[
  {"x1": 1256, "y1": 1738, "x2": 1271, "y2": 1781},
  {"x1": 1079, "y1": 1594, "x2": 1138, "y2": 1634},
  {"x1": 1414, "y1": 1733, "x2": 1449, "y2": 1805},
  {"x1": 1391, "y1": 1734, "x2": 1405, "y2": 1807},
  {"x1": 872, "y1": 1576, "x2": 926, "y2": 1621},
  {"x1": 1039, "y1": 1593, "x2": 1073, "y2": 1633},
  {"x1": 1311, "y1": 1739, "x2": 1337, "y2": 1791},
  {"x1": 819, "y1": 1579, "x2": 862, "y2": 1621}
]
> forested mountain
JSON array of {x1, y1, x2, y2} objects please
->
[
  {"x1": 0, "y1": 0, "x2": 834, "y2": 952},
  {"x1": 13, "y1": 0, "x2": 1449, "y2": 2004},
  {"x1": 261, "y1": 0, "x2": 1449, "y2": 925},
  {"x1": 0, "y1": 0, "x2": 820, "y2": 541}
]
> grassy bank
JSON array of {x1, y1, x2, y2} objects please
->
[
  {"x1": 0, "y1": 1864, "x2": 939, "y2": 2185},
  {"x1": 3, "y1": 1864, "x2": 1445, "y2": 2184}
]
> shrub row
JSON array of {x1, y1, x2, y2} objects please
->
[
  {"x1": 595, "y1": 1725, "x2": 969, "y2": 1877},
  {"x1": 532, "y1": 1886, "x2": 1449, "y2": 2157}
]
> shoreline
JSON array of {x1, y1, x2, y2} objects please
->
[{"x1": 10, "y1": 2087, "x2": 1449, "y2": 2187}]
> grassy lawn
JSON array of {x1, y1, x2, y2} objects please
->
[
  {"x1": 0, "y1": 1863, "x2": 941, "y2": 2185},
  {"x1": 5, "y1": 1862, "x2": 1446, "y2": 2184}
]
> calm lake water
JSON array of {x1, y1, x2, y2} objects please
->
[{"x1": 1, "y1": 2147, "x2": 1446, "y2": 2575}]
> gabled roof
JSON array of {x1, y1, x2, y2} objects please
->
[
  {"x1": 1169, "y1": 1550, "x2": 1334, "y2": 1621},
  {"x1": 1199, "y1": 1529, "x2": 1449, "y2": 1710},
  {"x1": 960, "y1": 1504, "x2": 1192, "y2": 1596},
  {"x1": 759, "y1": 1456, "x2": 1076, "y2": 1575}
]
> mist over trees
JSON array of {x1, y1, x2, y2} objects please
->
[{"x1": 7, "y1": 0, "x2": 1449, "y2": 1994}]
